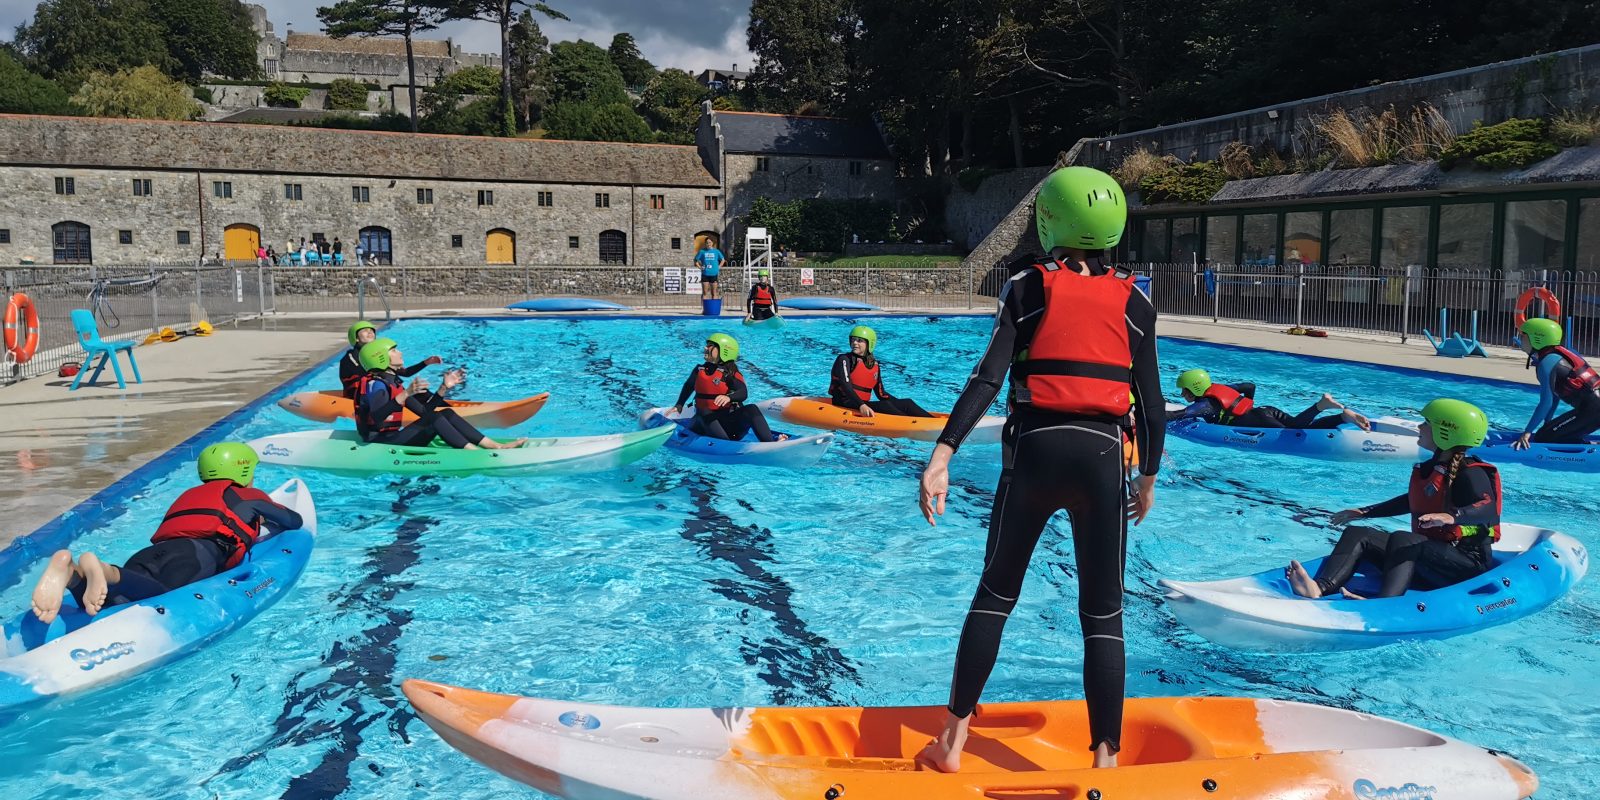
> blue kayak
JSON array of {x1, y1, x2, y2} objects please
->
[
  {"x1": 742, "y1": 315, "x2": 786, "y2": 329},
  {"x1": 507, "y1": 298, "x2": 632, "y2": 312},
  {"x1": 1477, "y1": 431, "x2": 1600, "y2": 471},
  {"x1": 778, "y1": 297, "x2": 879, "y2": 311},
  {"x1": 639, "y1": 408, "x2": 834, "y2": 469},
  {"x1": 1160, "y1": 523, "x2": 1588, "y2": 652},
  {"x1": 0, "y1": 479, "x2": 317, "y2": 712}
]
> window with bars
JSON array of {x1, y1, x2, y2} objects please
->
[
  {"x1": 118, "y1": 230, "x2": 132, "y2": 245},
  {"x1": 756, "y1": 157, "x2": 770, "y2": 172},
  {"x1": 568, "y1": 235, "x2": 580, "y2": 249},
  {"x1": 704, "y1": 195, "x2": 720, "y2": 211},
  {"x1": 213, "y1": 181, "x2": 232, "y2": 198},
  {"x1": 53, "y1": 221, "x2": 91, "y2": 264},
  {"x1": 417, "y1": 188, "x2": 434, "y2": 204},
  {"x1": 537, "y1": 191, "x2": 553, "y2": 207},
  {"x1": 671, "y1": 237, "x2": 681, "y2": 250},
  {"x1": 352, "y1": 186, "x2": 370, "y2": 203},
  {"x1": 849, "y1": 161, "x2": 863, "y2": 176},
  {"x1": 55, "y1": 177, "x2": 75, "y2": 195},
  {"x1": 451, "y1": 234, "x2": 463, "y2": 248},
  {"x1": 649, "y1": 194, "x2": 665, "y2": 210},
  {"x1": 177, "y1": 230, "x2": 191, "y2": 245},
  {"x1": 0, "y1": 230, "x2": 9, "y2": 244},
  {"x1": 478, "y1": 190, "x2": 494, "y2": 206},
  {"x1": 284, "y1": 183, "x2": 303, "y2": 200},
  {"x1": 133, "y1": 179, "x2": 152, "y2": 196},
  {"x1": 595, "y1": 193, "x2": 610, "y2": 208},
  {"x1": 598, "y1": 230, "x2": 627, "y2": 264}
]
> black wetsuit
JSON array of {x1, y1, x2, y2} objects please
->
[
  {"x1": 1529, "y1": 352, "x2": 1600, "y2": 443},
  {"x1": 936, "y1": 255, "x2": 1165, "y2": 755},
  {"x1": 747, "y1": 283, "x2": 780, "y2": 320},
  {"x1": 674, "y1": 362, "x2": 780, "y2": 442},
  {"x1": 356, "y1": 370, "x2": 487, "y2": 447},
  {"x1": 1165, "y1": 382, "x2": 1347, "y2": 429},
  {"x1": 339, "y1": 348, "x2": 426, "y2": 399},
  {"x1": 69, "y1": 487, "x2": 303, "y2": 608},
  {"x1": 1312, "y1": 454, "x2": 1499, "y2": 597},
  {"x1": 828, "y1": 353, "x2": 933, "y2": 417}
]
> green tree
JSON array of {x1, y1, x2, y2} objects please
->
[
  {"x1": 542, "y1": 101, "x2": 652, "y2": 142},
  {"x1": 419, "y1": 95, "x2": 502, "y2": 135},
  {"x1": 746, "y1": 0, "x2": 856, "y2": 113},
  {"x1": 640, "y1": 68, "x2": 706, "y2": 143},
  {"x1": 0, "y1": 50, "x2": 74, "y2": 114},
  {"x1": 325, "y1": 78, "x2": 369, "y2": 110},
  {"x1": 542, "y1": 40, "x2": 629, "y2": 106},
  {"x1": 607, "y1": 32, "x2": 655, "y2": 88},
  {"x1": 447, "y1": 0, "x2": 567, "y2": 136},
  {"x1": 71, "y1": 64, "x2": 202, "y2": 119},
  {"x1": 14, "y1": 0, "x2": 172, "y2": 87},
  {"x1": 434, "y1": 64, "x2": 501, "y2": 95},
  {"x1": 318, "y1": 0, "x2": 453, "y2": 131},
  {"x1": 145, "y1": 0, "x2": 259, "y2": 82},
  {"x1": 507, "y1": 10, "x2": 550, "y2": 127}
]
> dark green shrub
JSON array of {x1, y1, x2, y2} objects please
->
[
  {"x1": 1138, "y1": 160, "x2": 1228, "y2": 203},
  {"x1": 1440, "y1": 118, "x2": 1557, "y2": 169}
]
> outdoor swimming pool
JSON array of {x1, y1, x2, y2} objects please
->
[{"x1": 0, "y1": 315, "x2": 1595, "y2": 799}]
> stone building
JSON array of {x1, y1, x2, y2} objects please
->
[
  {"x1": 246, "y1": 4, "x2": 498, "y2": 89},
  {"x1": 0, "y1": 115, "x2": 723, "y2": 267}
]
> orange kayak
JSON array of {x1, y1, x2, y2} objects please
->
[
  {"x1": 276, "y1": 390, "x2": 549, "y2": 429},
  {"x1": 404, "y1": 679, "x2": 1536, "y2": 800},
  {"x1": 754, "y1": 396, "x2": 1004, "y2": 443}
]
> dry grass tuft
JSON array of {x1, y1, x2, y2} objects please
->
[
  {"x1": 1111, "y1": 147, "x2": 1179, "y2": 188},
  {"x1": 1550, "y1": 107, "x2": 1600, "y2": 146}
]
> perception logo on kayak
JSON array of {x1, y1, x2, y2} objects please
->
[
  {"x1": 558, "y1": 711, "x2": 601, "y2": 730},
  {"x1": 1361, "y1": 440, "x2": 1399, "y2": 453},
  {"x1": 70, "y1": 641, "x2": 136, "y2": 671},
  {"x1": 261, "y1": 444, "x2": 292, "y2": 457},
  {"x1": 1352, "y1": 779, "x2": 1436, "y2": 800}
]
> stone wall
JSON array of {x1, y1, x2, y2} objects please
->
[
  {"x1": 842, "y1": 243, "x2": 958, "y2": 257},
  {"x1": 722, "y1": 153, "x2": 898, "y2": 218},
  {"x1": 277, "y1": 50, "x2": 456, "y2": 88},
  {"x1": 943, "y1": 167, "x2": 1052, "y2": 250},
  {"x1": 0, "y1": 166, "x2": 723, "y2": 266},
  {"x1": 204, "y1": 84, "x2": 394, "y2": 114}
]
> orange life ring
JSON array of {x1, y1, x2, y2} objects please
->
[
  {"x1": 1513, "y1": 286, "x2": 1561, "y2": 329},
  {"x1": 4, "y1": 292, "x2": 41, "y2": 364}
]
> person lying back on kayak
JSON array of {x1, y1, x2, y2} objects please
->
[
  {"x1": 1287, "y1": 399, "x2": 1501, "y2": 600},
  {"x1": 339, "y1": 320, "x2": 439, "y2": 399},
  {"x1": 828, "y1": 325, "x2": 933, "y2": 418},
  {"x1": 1166, "y1": 368, "x2": 1370, "y2": 430},
  {"x1": 746, "y1": 269, "x2": 780, "y2": 321},
  {"x1": 670, "y1": 333, "x2": 788, "y2": 442},
  {"x1": 1512, "y1": 318, "x2": 1600, "y2": 449},
  {"x1": 355, "y1": 338, "x2": 525, "y2": 450},
  {"x1": 30, "y1": 443, "x2": 303, "y2": 623}
]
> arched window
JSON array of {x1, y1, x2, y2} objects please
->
[
  {"x1": 598, "y1": 229, "x2": 628, "y2": 265},
  {"x1": 53, "y1": 221, "x2": 92, "y2": 264},
  {"x1": 360, "y1": 226, "x2": 393, "y2": 265}
]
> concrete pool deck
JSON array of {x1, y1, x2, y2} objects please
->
[{"x1": 0, "y1": 309, "x2": 1539, "y2": 547}]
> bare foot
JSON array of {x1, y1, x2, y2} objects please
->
[
  {"x1": 463, "y1": 443, "x2": 482, "y2": 450},
  {"x1": 1093, "y1": 742, "x2": 1118, "y2": 769},
  {"x1": 777, "y1": 434, "x2": 790, "y2": 441},
  {"x1": 78, "y1": 552, "x2": 110, "y2": 616},
  {"x1": 30, "y1": 550, "x2": 75, "y2": 623},
  {"x1": 1315, "y1": 393, "x2": 1344, "y2": 412},
  {"x1": 1343, "y1": 410, "x2": 1371, "y2": 432},
  {"x1": 1340, "y1": 588, "x2": 1367, "y2": 600},
  {"x1": 915, "y1": 713, "x2": 969, "y2": 773},
  {"x1": 1286, "y1": 560, "x2": 1322, "y2": 598},
  {"x1": 497, "y1": 438, "x2": 528, "y2": 449}
]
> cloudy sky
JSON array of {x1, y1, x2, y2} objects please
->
[{"x1": 0, "y1": 0, "x2": 756, "y2": 73}]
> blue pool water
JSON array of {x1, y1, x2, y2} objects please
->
[{"x1": 1, "y1": 315, "x2": 1596, "y2": 798}]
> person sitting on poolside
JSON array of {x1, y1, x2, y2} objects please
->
[
  {"x1": 339, "y1": 320, "x2": 439, "y2": 400},
  {"x1": 829, "y1": 325, "x2": 933, "y2": 418},
  {"x1": 1287, "y1": 399, "x2": 1500, "y2": 600},
  {"x1": 1166, "y1": 368, "x2": 1370, "y2": 430},
  {"x1": 355, "y1": 338, "x2": 525, "y2": 450},
  {"x1": 1512, "y1": 318, "x2": 1600, "y2": 449},
  {"x1": 30, "y1": 443, "x2": 303, "y2": 623},
  {"x1": 746, "y1": 269, "x2": 780, "y2": 321},
  {"x1": 670, "y1": 333, "x2": 788, "y2": 442}
]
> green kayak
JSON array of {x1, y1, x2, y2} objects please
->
[{"x1": 249, "y1": 425, "x2": 673, "y2": 477}]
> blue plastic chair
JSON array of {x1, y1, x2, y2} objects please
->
[
  {"x1": 69, "y1": 309, "x2": 141, "y2": 389},
  {"x1": 333, "y1": 253, "x2": 345, "y2": 266}
]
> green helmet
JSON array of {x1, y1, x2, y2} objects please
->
[
  {"x1": 198, "y1": 442, "x2": 258, "y2": 486},
  {"x1": 1034, "y1": 166, "x2": 1127, "y2": 252},
  {"x1": 1519, "y1": 317, "x2": 1563, "y2": 350},
  {"x1": 849, "y1": 325, "x2": 877, "y2": 353},
  {"x1": 706, "y1": 333, "x2": 739, "y2": 362},
  {"x1": 1421, "y1": 398, "x2": 1489, "y2": 451},
  {"x1": 1176, "y1": 368, "x2": 1212, "y2": 395},
  {"x1": 758, "y1": 268, "x2": 770, "y2": 278},
  {"x1": 346, "y1": 320, "x2": 377, "y2": 347},
  {"x1": 358, "y1": 338, "x2": 398, "y2": 371}
]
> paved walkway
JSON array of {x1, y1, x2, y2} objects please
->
[{"x1": 0, "y1": 309, "x2": 1536, "y2": 549}]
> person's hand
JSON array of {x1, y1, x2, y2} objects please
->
[
  {"x1": 668, "y1": 405, "x2": 681, "y2": 415},
  {"x1": 441, "y1": 371, "x2": 462, "y2": 391},
  {"x1": 1512, "y1": 432, "x2": 1532, "y2": 451},
  {"x1": 1126, "y1": 474, "x2": 1156, "y2": 525},
  {"x1": 409, "y1": 377, "x2": 429, "y2": 395},
  {"x1": 1330, "y1": 508, "x2": 1364, "y2": 526},
  {"x1": 1417, "y1": 512, "x2": 1455, "y2": 528},
  {"x1": 423, "y1": 355, "x2": 443, "y2": 366},
  {"x1": 857, "y1": 404, "x2": 875, "y2": 417},
  {"x1": 713, "y1": 394, "x2": 731, "y2": 408},
  {"x1": 919, "y1": 444, "x2": 953, "y2": 526}
]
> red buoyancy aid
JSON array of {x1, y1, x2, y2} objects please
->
[
  {"x1": 752, "y1": 284, "x2": 775, "y2": 307},
  {"x1": 694, "y1": 364, "x2": 736, "y2": 413},
  {"x1": 1541, "y1": 346, "x2": 1600, "y2": 400},
  {"x1": 356, "y1": 373, "x2": 405, "y2": 433},
  {"x1": 1011, "y1": 262, "x2": 1136, "y2": 416},
  {"x1": 847, "y1": 356, "x2": 879, "y2": 403},
  {"x1": 1202, "y1": 384, "x2": 1254, "y2": 422},
  {"x1": 1407, "y1": 457, "x2": 1502, "y2": 543},
  {"x1": 151, "y1": 480, "x2": 264, "y2": 568}
]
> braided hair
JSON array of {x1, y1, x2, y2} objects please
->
[{"x1": 1441, "y1": 447, "x2": 1468, "y2": 498}]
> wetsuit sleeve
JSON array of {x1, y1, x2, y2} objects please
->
[
  {"x1": 339, "y1": 351, "x2": 361, "y2": 389},
  {"x1": 1236, "y1": 382, "x2": 1257, "y2": 400},
  {"x1": 1359, "y1": 493, "x2": 1411, "y2": 518},
  {"x1": 1525, "y1": 354, "x2": 1562, "y2": 433},
  {"x1": 1166, "y1": 399, "x2": 1216, "y2": 422},
  {"x1": 1127, "y1": 291, "x2": 1164, "y2": 476},
  {"x1": 937, "y1": 269, "x2": 1031, "y2": 451},
  {"x1": 225, "y1": 486, "x2": 304, "y2": 534},
  {"x1": 829, "y1": 354, "x2": 858, "y2": 407},
  {"x1": 676, "y1": 367, "x2": 698, "y2": 409},
  {"x1": 1449, "y1": 465, "x2": 1500, "y2": 528},
  {"x1": 747, "y1": 285, "x2": 758, "y2": 314},
  {"x1": 398, "y1": 362, "x2": 429, "y2": 378},
  {"x1": 723, "y1": 368, "x2": 750, "y2": 403}
]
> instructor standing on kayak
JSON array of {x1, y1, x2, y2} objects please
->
[{"x1": 917, "y1": 166, "x2": 1164, "y2": 772}]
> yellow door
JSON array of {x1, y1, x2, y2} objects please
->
[
  {"x1": 487, "y1": 229, "x2": 515, "y2": 264},
  {"x1": 224, "y1": 224, "x2": 260, "y2": 261}
]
